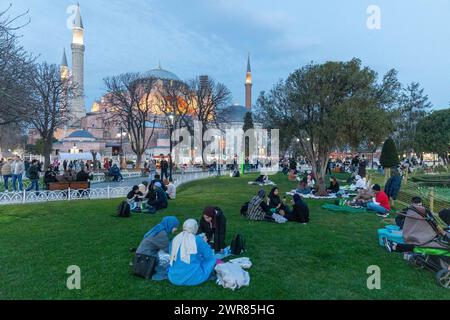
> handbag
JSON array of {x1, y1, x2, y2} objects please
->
[{"x1": 132, "y1": 253, "x2": 157, "y2": 279}]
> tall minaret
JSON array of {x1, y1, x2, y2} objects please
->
[
  {"x1": 60, "y1": 48, "x2": 69, "y2": 80},
  {"x1": 70, "y1": 3, "x2": 86, "y2": 125},
  {"x1": 245, "y1": 54, "x2": 252, "y2": 111}
]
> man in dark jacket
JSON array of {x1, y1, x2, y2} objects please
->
[
  {"x1": 384, "y1": 169, "x2": 402, "y2": 207},
  {"x1": 150, "y1": 174, "x2": 167, "y2": 191},
  {"x1": 25, "y1": 160, "x2": 40, "y2": 192},
  {"x1": 76, "y1": 168, "x2": 90, "y2": 182},
  {"x1": 197, "y1": 206, "x2": 227, "y2": 253},
  {"x1": 146, "y1": 182, "x2": 168, "y2": 211},
  {"x1": 44, "y1": 166, "x2": 57, "y2": 189},
  {"x1": 160, "y1": 155, "x2": 169, "y2": 180}
]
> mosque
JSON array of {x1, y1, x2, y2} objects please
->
[{"x1": 29, "y1": 4, "x2": 256, "y2": 164}]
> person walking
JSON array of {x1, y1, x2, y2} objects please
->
[
  {"x1": 25, "y1": 160, "x2": 40, "y2": 192},
  {"x1": 160, "y1": 155, "x2": 169, "y2": 180},
  {"x1": 11, "y1": 156, "x2": 25, "y2": 192}
]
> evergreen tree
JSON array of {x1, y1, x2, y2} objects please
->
[{"x1": 380, "y1": 137, "x2": 400, "y2": 181}]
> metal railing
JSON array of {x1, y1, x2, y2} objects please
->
[{"x1": 0, "y1": 170, "x2": 217, "y2": 205}]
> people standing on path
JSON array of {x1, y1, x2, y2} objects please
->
[{"x1": 11, "y1": 156, "x2": 24, "y2": 192}]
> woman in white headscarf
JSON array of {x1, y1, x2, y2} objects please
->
[{"x1": 168, "y1": 219, "x2": 216, "y2": 286}]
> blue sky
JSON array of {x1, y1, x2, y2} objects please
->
[{"x1": 10, "y1": 0, "x2": 450, "y2": 110}]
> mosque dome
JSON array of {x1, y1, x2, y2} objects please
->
[
  {"x1": 222, "y1": 104, "x2": 249, "y2": 123},
  {"x1": 64, "y1": 130, "x2": 96, "y2": 141},
  {"x1": 144, "y1": 65, "x2": 180, "y2": 81}
]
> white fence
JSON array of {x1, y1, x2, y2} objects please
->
[{"x1": 0, "y1": 171, "x2": 217, "y2": 206}]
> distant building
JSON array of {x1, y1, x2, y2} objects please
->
[{"x1": 28, "y1": 5, "x2": 257, "y2": 164}]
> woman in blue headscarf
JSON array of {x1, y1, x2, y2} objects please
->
[
  {"x1": 136, "y1": 216, "x2": 180, "y2": 257},
  {"x1": 285, "y1": 194, "x2": 310, "y2": 224}
]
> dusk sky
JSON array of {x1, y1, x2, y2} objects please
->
[{"x1": 10, "y1": 0, "x2": 450, "y2": 111}]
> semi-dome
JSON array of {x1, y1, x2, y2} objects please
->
[
  {"x1": 144, "y1": 66, "x2": 180, "y2": 81},
  {"x1": 67, "y1": 130, "x2": 95, "y2": 139},
  {"x1": 64, "y1": 130, "x2": 96, "y2": 141}
]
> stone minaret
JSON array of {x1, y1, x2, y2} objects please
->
[
  {"x1": 245, "y1": 54, "x2": 252, "y2": 111},
  {"x1": 70, "y1": 4, "x2": 86, "y2": 125}
]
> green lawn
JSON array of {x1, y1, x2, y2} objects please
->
[{"x1": 0, "y1": 173, "x2": 448, "y2": 300}]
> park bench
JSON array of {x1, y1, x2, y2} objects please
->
[{"x1": 47, "y1": 181, "x2": 90, "y2": 191}]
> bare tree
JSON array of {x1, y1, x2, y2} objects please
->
[
  {"x1": 103, "y1": 73, "x2": 158, "y2": 168},
  {"x1": 183, "y1": 77, "x2": 231, "y2": 166},
  {"x1": 26, "y1": 62, "x2": 74, "y2": 167},
  {"x1": 0, "y1": 4, "x2": 34, "y2": 126}
]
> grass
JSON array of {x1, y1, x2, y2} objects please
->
[{"x1": 0, "y1": 173, "x2": 448, "y2": 300}]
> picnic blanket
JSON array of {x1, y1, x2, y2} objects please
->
[
  {"x1": 286, "y1": 190, "x2": 357, "y2": 199},
  {"x1": 248, "y1": 181, "x2": 276, "y2": 186},
  {"x1": 321, "y1": 204, "x2": 367, "y2": 213}
]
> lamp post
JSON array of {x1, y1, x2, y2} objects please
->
[
  {"x1": 167, "y1": 114, "x2": 175, "y2": 182},
  {"x1": 117, "y1": 127, "x2": 126, "y2": 169}
]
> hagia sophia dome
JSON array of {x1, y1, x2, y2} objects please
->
[{"x1": 143, "y1": 64, "x2": 180, "y2": 82}]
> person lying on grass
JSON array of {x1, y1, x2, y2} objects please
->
[
  {"x1": 268, "y1": 187, "x2": 292, "y2": 216},
  {"x1": 168, "y1": 219, "x2": 216, "y2": 286},
  {"x1": 197, "y1": 206, "x2": 227, "y2": 253},
  {"x1": 135, "y1": 216, "x2": 180, "y2": 257}
]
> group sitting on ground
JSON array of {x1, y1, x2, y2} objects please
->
[
  {"x1": 127, "y1": 181, "x2": 169, "y2": 213},
  {"x1": 243, "y1": 187, "x2": 309, "y2": 224},
  {"x1": 133, "y1": 205, "x2": 230, "y2": 286}
]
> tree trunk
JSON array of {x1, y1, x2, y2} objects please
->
[
  {"x1": 135, "y1": 153, "x2": 142, "y2": 170},
  {"x1": 43, "y1": 139, "x2": 52, "y2": 168}
]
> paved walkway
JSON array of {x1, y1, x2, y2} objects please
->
[{"x1": 91, "y1": 170, "x2": 216, "y2": 189}]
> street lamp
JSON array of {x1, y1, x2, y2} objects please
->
[
  {"x1": 116, "y1": 127, "x2": 126, "y2": 168},
  {"x1": 167, "y1": 114, "x2": 175, "y2": 182}
]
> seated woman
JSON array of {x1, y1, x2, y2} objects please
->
[
  {"x1": 246, "y1": 189, "x2": 274, "y2": 222},
  {"x1": 288, "y1": 169, "x2": 297, "y2": 181},
  {"x1": 136, "y1": 216, "x2": 180, "y2": 256},
  {"x1": 326, "y1": 177, "x2": 340, "y2": 194},
  {"x1": 285, "y1": 194, "x2": 310, "y2": 224},
  {"x1": 349, "y1": 175, "x2": 366, "y2": 191},
  {"x1": 164, "y1": 179, "x2": 177, "y2": 200},
  {"x1": 306, "y1": 174, "x2": 316, "y2": 188},
  {"x1": 197, "y1": 206, "x2": 227, "y2": 253},
  {"x1": 268, "y1": 187, "x2": 291, "y2": 215},
  {"x1": 145, "y1": 182, "x2": 168, "y2": 211},
  {"x1": 296, "y1": 178, "x2": 312, "y2": 195},
  {"x1": 168, "y1": 219, "x2": 216, "y2": 286}
]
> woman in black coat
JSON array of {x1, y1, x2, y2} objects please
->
[
  {"x1": 197, "y1": 206, "x2": 227, "y2": 253},
  {"x1": 268, "y1": 187, "x2": 291, "y2": 215},
  {"x1": 285, "y1": 194, "x2": 310, "y2": 224}
]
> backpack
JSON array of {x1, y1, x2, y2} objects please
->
[
  {"x1": 230, "y1": 234, "x2": 245, "y2": 255},
  {"x1": 240, "y1": 202, "x2": 249, "y2": 217},
  {"x1": 117, "y1": 201, "x2": 131, "y2": 217}
]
